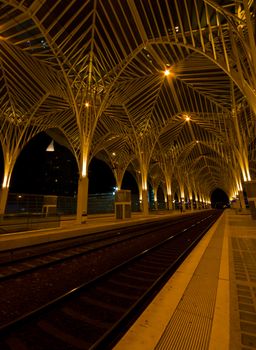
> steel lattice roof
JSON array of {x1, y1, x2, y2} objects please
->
[{"x1": 0, "y1": 0, "x2": 255, "y2": 199}]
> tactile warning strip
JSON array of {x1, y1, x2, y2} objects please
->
[
  {"x1": 231, "y1": 237, "x2": 256, "y2": 349},
  {"x1": 155, "y1": 223, "x2": 225, "y2": 350}
]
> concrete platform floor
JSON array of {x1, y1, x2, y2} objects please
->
[{"x1": 113, "y1": 210, "x2": 256, "y2": 350}]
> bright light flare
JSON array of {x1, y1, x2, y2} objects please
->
[{"x1": 2, "y1": 174, "x2": 10, "y2": 188}]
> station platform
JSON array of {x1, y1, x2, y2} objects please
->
[
  {"x1": 0, "y1": 209, "x2": 255, "y2": 349},
  {"x1": 0, "y1": 210, "x2": 184, "y2": 251},
  {"x1": 113, "y1": 209, "x2": 256, "y2": 350}
]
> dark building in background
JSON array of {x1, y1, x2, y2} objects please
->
[
  {"x1": 10, "y1": 134, "x2": 78, "y2": 197},
  {"x1": 42, "y1": 140, "x2": 78, "y2": 197}
]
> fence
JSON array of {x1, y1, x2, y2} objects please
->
[{"x1": 5, "y1": 192, "x2": 141, "y2": 216}]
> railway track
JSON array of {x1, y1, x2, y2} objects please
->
[
  {"x1": 0, "y1": 211, "x2": 211, "y2": 280},
  {"x1": 0, "y1": 210, "x2": 222, "y2": 350}
]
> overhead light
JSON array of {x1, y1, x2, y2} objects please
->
[
  {"x1": 164, "y1": 69, "x2": 170, "y2": 76},
  {"x1": 85, "y1": 102, "x2": 89, "y2": 107},
  {"x1": 184, "y1": 115, "x2": 190, "y2": 121}
]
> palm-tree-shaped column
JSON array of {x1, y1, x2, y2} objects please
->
[
  {"x1": 76, "y1": 95, "x2": 101, "y2": 223},
  {"x1": 229, "y1": 157, "x2": 245, "y2": 208},
  {"x1": 185, "y1": 172, "x2": 194, "y2": 211},
  {"x1": 176, "y1": 168, "x2": 186, "y2": 211},
  {"x1": 230, "y1": 87, "x2": 251, "y2": 183},
  {"x1": 0, "y1": 111, "x2": 51, "y2": 215},
  {"x1": 110, "y1": 144, "x2": 135, "y2": 191},
  {"x1": 193, "y1": 181, "x2": 201, "y2": 209},
  {"x1": 0, "y1": 39, "x2": 65, "y2": 215},
  {"x1": 228, "y1": 85, "x2": 255, "y2": 206},
  {"x1": 139, "y1": 154, "x2": 150, "y2": 216},
  {"x1": 130, "y1": 149, "x2": 151, "y2": 216},
  {"x1": 150, "y1": 176, "x2": 161, "y2": 210},
  {"x1": 137, "y1": 133, "x2": 160, "y2": 216},
  {"x1": 190, "y1": 178, "x2": 198, "y2": 210},
  {"x1": 125, "y1": 114, "x2": 158, "y2": 215},
  {"x1": 126, "y1": 162, "x2": 144, "y2": 213},
  {"x1": 158, "y1": 152, "x2": 176, "y2": 211},
  {"x1": 0, "y1": 134, "x2": 17, "y2": 215}
]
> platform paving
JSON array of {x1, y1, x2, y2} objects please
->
[{"x1": 113, "y1": 210, "x2": 256, "y2": 350}]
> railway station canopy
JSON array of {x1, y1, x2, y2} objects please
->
[{"x1": 0, "y1": 0, "x2": 256, "y2": 219}]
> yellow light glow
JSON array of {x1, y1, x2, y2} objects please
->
[
  {"x1": 142, "y1": 181, "x2": 147, "y2": 191},
  {"x1": 237, "y1": 181, "x2": 242, "y2": 191},
  {"x1": 112, "y1": 152, "x2": 116, "y2": 156},
  {"x1": 242, "y1": 170, "x2": 247, "y2": 182},
  {"x1": 82, "y1": 156, "x2": 87, "y2": 177},
  {"x1": 85, "y1": 102, "x2": 89, "y2": 108},
  {"x1": 185, "y1": 115, "x2": 190, "y2": 121},
  {"x1": 2, "y1": 174, "x2": 10, "y2": 188},
  {"x1": 164, "y1": 69, "x2": 170, "y2": 76}
]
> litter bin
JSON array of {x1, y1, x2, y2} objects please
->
[{"x1": 115, "y1": 190, "x2": 131, "y2": 219}]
